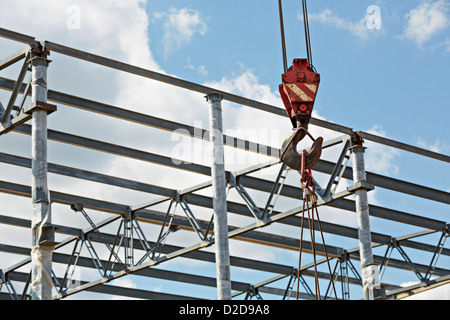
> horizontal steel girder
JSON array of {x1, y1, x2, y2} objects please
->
[
  {"x1": 0, "y1": 181, "x2": 449, "y2": 279},
  {"x1": 1, "y1": 128, "x2": 447, "y2": 230},
  {"x1": 0, "y1": 76, "x2": 448, "y2": 203},
  {"x1": 0, "y1": 27, "x2": 448, "y2": 162},
  {"x1": 0, "y1": 27, "x2": 449, "y2": 300},
  {"x1": 4, "y1": 270, "x2": 200, "y2": 300},
  {"x1": 0, "y1": 152, "x2": 448, "y2": 255},
  {"x1": 2, "y1": 244, "x2": 350, "y2": 299}
]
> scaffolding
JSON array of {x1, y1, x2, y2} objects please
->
[{"x1": 0, "y1": 27, "x2": 449, "y2": 300}]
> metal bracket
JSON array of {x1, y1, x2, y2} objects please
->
[
  {"x1": 0, "y1": 100, "x2": 57, "y2": 136},
  {"x1": 346, "y1": 180, "x2": 375, "y2": 193},
  {"x1": 38, "y1": 224, "x2": 59, "y2": 248},
  {"x1": 24, "y1": 100, "x2": 57, "y2": 115},
  {"x1": 30, "y1": 41, "x2": 51, "y2": 57},
  {"x1": 244, "y1": 285, "x2": 263, "y2": 300}
]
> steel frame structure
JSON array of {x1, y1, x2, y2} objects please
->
[{"x1": 0, "y1": 27, "x2": 449, "y2": 300}]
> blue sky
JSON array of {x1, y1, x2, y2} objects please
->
[
  {"x1": 142, "y1": 0, "x2": 450, "y2": 233},
  {"x1": 0, "y1": 0, "x2": 449, "y2": 300},
  {"x1": 145, "y1": 0, "x2": 449, "y2": 148}
]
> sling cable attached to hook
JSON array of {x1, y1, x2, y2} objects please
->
[
  {"x1": 296, "y1": 150, "x2": 337, "y2": 300},
  {"x1": 277, "y1": 0, "x2": 336, "y2": 300}
]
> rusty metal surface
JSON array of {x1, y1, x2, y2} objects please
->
[{"x1": 280, "y1": 127, "x2": 323, "y2": 170}]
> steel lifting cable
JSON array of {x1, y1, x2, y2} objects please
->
[
  {"x1": 301, "y1": 0, "x2": 314, "y2": 69},
  {"x1": 278, "y1": 0, "x2": 335, "y2": 299},
  {"x1": 278, "y1": 0, "x2": 288, "y2": 73},
  {"x1": 278, "y1": 0, "x2": 315, "y2": 72}
]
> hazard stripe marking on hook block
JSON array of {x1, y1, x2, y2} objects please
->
[{"x1": 285, "y1": 83, "x2": 317, "y2": 102}]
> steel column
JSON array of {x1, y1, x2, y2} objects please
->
[
  {"x1": 207, "y1": 93, "x2": 231, "y2": 300},
  {"x1": 30, "y1": 48, "x2": 54, "y2": 300},
  {"x1": 350, "y1": 134, "x2": 380, "y2": 300}
]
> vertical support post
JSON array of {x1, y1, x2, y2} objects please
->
[
  {"x1": 30, "y1": 45, "x2": 55, "y2": 300},
  {"x1": 206, "y1": 93, "x2": 232, "y2": 300},
  {"x1": 350, "y1": 133, "x2": 380, "y2": 300}
]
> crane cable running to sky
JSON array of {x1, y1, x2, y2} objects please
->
[{"x1": 277, "y1": 0, "x2": 337, "y2": 300}]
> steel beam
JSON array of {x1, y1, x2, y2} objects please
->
[
  {"x1": 0, "y1": 152, "x2": 448, "y2": 254},
  {"x1": 0, "y1": 149, "x2": 446, "y2": 234},
  {"x1": 8, "y1": 121, "x2": 449, "y2": 205},
  {"x1": 0, "y1": 74, "x2": 448, "y2": 202},
  {"x1": 1, "y1": 218, "x2": 444, "y2": 299},
  {"x1": 6, "y1": 270, "x2": 200, "y2": 300},
  {"x1": 0, "y1": 32, "x2": 447, "y2": 162},
  {"x1": 0, "y1": 179, "x2": 346, "y2": 259},
  {"x1": 1, "y1": 212, "x2": 441, "y2": 287},
  {"x1": 0, "y1": 47, "x2": 30, "y2": 71},
  {"x1": 1, "y1": 51, "x2": 29, "y2": 125},
  {"x1": 2, "y1": 261, "x2": 315, "y2": 300},
  {"x1": 0, "y1": 226, "x2": 296, "y2": 280},
  {"x1": 0, "y1": 27, "x2": 448, "y2": 301}
]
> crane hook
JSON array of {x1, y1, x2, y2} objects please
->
[{"x1": 280, "y1": 126, "x2": 323, "y2": 171}]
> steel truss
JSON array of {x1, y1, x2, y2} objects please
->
[{"x1": 0, "y1": 27, "x2": 449, "y2": 300}]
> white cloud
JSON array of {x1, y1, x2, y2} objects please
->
[
  {"x1": 154, "y1": 7, "x2": 208, "y2": 59},
  {"x1": 416, "y1": 137, "x2": 449, "y2": 153},
  {"x1": 403, "y1": 0, "x2": 449, "y2": 48},
  {"x1": 403, "y1": 283, "x2": 450, "y2": 300},
  {"x1": 438, "y1": 38, "x2": 450, "y2": 52},
  {"x1": 110, "y1": 278, "x2": 141, "y2": 300},
  {"x1": 153, "y1": 284, "x2": 163, "y2": 292},
  {"x1": 364, "y1": 125, "x2": 400, "y2": 176},
  {"x1": 307, "y1": 8, "x2": 382, "y2": 40},
  {"x1": 110, "y1": 277, "x2": 138, "y2": 289},
  {"x1": 206, "y1": 70, "x2": 281, "y2": 106},
  {"x1": 2, "y1": 0, "x2": 433, "y2": 300},
  {"x1": 197, "y1": 65, "x2": 208, "y2": 79},
  {"x1": 440, "y1": 38, "x2": 450, "y2": 52},
  {"x1": 0, "y1": 0, "x2": 166, "y2": 298},
  {"x1": 185, "y1": 58, "x2": 208, "y2": 79}
]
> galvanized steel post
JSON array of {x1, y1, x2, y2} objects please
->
[
  {"x1": 350, "y1": 133, "x2": 380, "y2": 300},
  {"x1": 206, "y1": 93, "x2": 232, "y2": 300},
  {"x1": 30, "y1": 46, "x2": 55, "y2": 300}
]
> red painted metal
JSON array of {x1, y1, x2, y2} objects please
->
[
  {"x1": 279, "y1": 59, "x2": 323, "y2": 170},
  {"x1": 279, "y1": 58, "x2": 320, "y2": 128}
]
